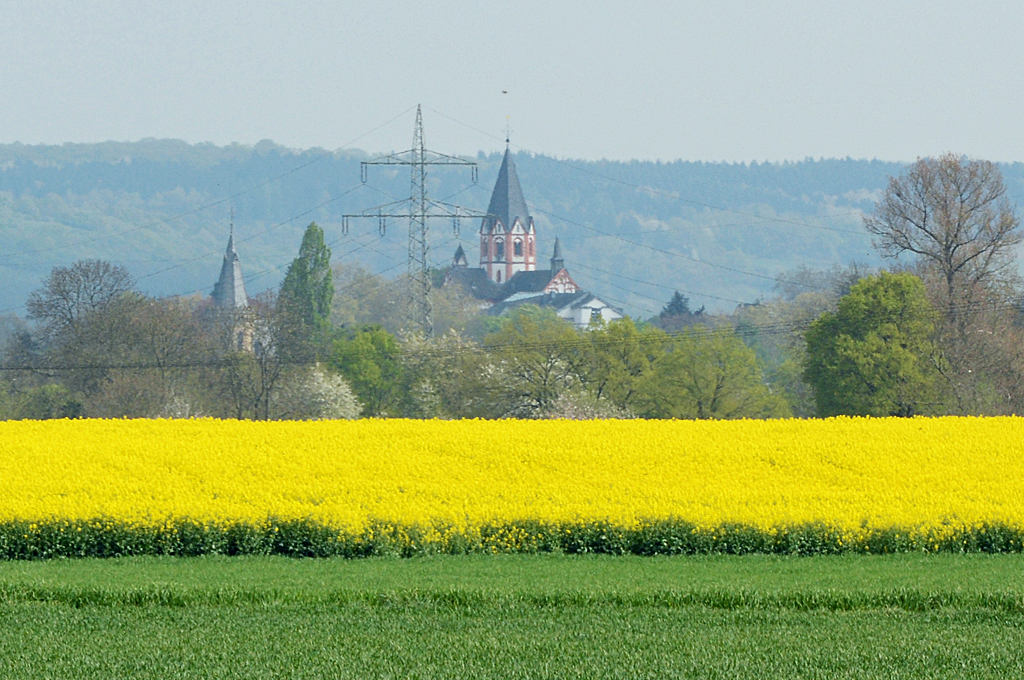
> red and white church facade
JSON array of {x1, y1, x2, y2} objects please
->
[{"x1": 445, "y1": 146, "x2": 623, "y2": 327}]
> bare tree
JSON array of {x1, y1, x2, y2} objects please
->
[
  {"x1": 212, "y1": 292, "x2": 297, "y2": 420},
  {"x1": 84, "y1": 295, "x2": 211, "y2": 418},
  {"x1": 865, "y1": 154, "x2": 1024, "y2": 414},
  {"x1": 27, "y1": 260, "x2": 136, "y2": 341},
  {"x1": 864, "y1": 153, "x2": 1021, "y2": 324}
]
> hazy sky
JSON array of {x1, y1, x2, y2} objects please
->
[{"x1": 3, "y1": 1, "x2": 1024, "y2": 162}]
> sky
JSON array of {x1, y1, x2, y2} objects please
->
[{"x1": 3, "y1": 1, "x2": 1024, "y2": 163}]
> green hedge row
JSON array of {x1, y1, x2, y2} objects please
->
[{"x1": 1, "y1": 518, "x2": 1022, "y2": 559}]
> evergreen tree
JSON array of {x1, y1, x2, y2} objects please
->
[
  {"x1": 655, "y1": 290, "x2": 705, "y2": 332},
  {"x1": 279, "y1": 222, "x2": 334, "y2": 346},
  {"x1": 660, "y1": 291, "x2": 691, "y2": 318}
]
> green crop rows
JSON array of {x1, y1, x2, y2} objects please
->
[{"x1": 2, "y1": 554, "x2": 1023, "y2": 679}]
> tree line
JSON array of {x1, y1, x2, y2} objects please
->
[{"x1": 2, "y1": 152, "x2": 1022, "y2": 421}]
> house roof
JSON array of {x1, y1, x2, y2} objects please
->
[
  {"x1": 487, "y1": 291, "x2": 624, "y2": 319},
  {"x1": 487, "y1": 291, "x2": 591, "y2": 317},
  {"x1": 484, "y1": 147, "x2": 532, "y2": 232}
]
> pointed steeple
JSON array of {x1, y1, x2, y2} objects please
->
[
  {"x1": 452, "y1": 244, "x2": 468, "y2": 268},
  {"x1": 484, "y1": 146, "x2": 531, "y2": 233},
  {"x1": 550, "y1": 237, "x2": 564, "y2": 273},
  {"x1": 212, "y1": 213, "x2": 248, "y2": 309}
]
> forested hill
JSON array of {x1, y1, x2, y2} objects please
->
[{"x1": 3, "y1": 139, "x2": 1023, "y2": 318}]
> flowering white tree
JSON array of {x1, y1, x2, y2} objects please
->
[{"x1": 273, "y1": 363, "x2": 360, "y2": 420}]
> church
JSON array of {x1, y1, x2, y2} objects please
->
[
  {"x1": 210, "y1": 219, "x2": 256, "y2": 352},
  {"x1": 444, "y1": 147, "x2": 623, "y2": 327},
  {"x1": 210, "y1": 147, "x2": 623, "y2": 331}
]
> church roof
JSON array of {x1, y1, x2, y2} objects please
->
[
  {"x1": 212, "y1": 232, "x2": 248, "y2": 309},
  {"x1": 484, "y1": 147, "x2": 531, "y2": 232},
  {"x1": 487, "y1": 291, "x2": 624, "y2": 319},
  {"x1": 445, "y1": 266, "x2": 504, "y2": 301}
]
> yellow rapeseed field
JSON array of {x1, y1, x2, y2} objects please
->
[{"x1": 0, "y1": 417, "x2": 1021, "y2": 542}]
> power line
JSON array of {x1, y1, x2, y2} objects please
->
[
  {"x1": 3, "y1": 294, "x2": 1019, "y2": 373},
  {"x1": 0, "y1": 105, "x2": 418, "y2": 265},
  {"x1": 422, "y1": 105, "x2": 873, "y2": 237},
  {"x1": 566, "y1": 259, "x2": 751, "y2": 306},
  {"x1": 528, "y1": 201, "x2": 824, "y2": 290},
  {"x1": 137, "y1": 183, "x2": 367, "y2": 282},
  {"x1": 344, "y1": 106, "x2": 487, "y2": 337}
]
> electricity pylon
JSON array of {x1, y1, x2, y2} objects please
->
[{"x1": 344, "y1": 105, "x2": 488, "y2": 336}]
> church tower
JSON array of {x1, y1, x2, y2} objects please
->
[
  {"x1": 480, "y1": 146, "x2": 536, "y2": 283},
  {"x1": 212, "y1": 221, "x2": 249, "y2": 310},
  {"x1": 211, "y1": 214, "x2": 252, "y2": 352}
]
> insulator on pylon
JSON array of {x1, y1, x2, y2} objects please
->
[
  {"x1": 453, "y1": 215, "x2": 460, "y2": 236},
  {"x1": 471, "y1": 167, "x2": 478, "y2": 184},
  {"x1": 360, "y1": 164, "x2": 368, "y2": 183},
  {"x1": 378, "y1": 215, "x2": 386, "y2": 236},
  {"x1": 342, "y1": 217, "x2": 349, "y2": 235}
]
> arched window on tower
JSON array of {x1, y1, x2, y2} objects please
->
[
  {"x1": 528, "y1": 239, "x2": 534, "y2": 257},
  {"x1": 514, "y1": 240, "x2": 523, "y2": 257},
  {"x1": 495, "y1": 240, "x2": 505, "y2": 261},
  {"x1": 496, "y1": 270, "x2": 502, "y2": 283}
]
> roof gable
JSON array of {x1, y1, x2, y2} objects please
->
[{"x1": 542, "y1": 269, "x2": 579, "y2": 294}]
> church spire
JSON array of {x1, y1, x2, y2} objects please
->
[
  {"x1": 484, "y1": 147, "x2": 531, "y2": 233},
  {"x1": 212, "y1": 212, "x2": 248, "y2": 309},
  {"x1": 550, "y1": 237, "x2": 564, "y2": 273}
]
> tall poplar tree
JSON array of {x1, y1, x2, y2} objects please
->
[{"x1": 279, "y1": 222, "x2": 334, "y2": 351}]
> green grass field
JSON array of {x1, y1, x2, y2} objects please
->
[{"x1": 2, "y1": 554, "x2": 1023, "y2": 678}]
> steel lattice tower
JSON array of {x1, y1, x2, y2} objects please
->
[
  {"x1": 344, "y1": 105, "x2": 488, "y2": 336},
  {"x1": 408, "y1": 107, "x2": 431, "y2": 335}
]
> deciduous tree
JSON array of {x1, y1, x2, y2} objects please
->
[
  {"x1": 635, "y1": 325, "x2": 788, "y2": 420},
  {"x1": 330, "y1": 326, "x2": 404, "y2": 417},
  {"x1": 483, "y1": 306, "x2": 584, "y2": 418},
  {"x1": 26, "y1": 259, "x2": 135, "y2": 343},
  {"x1": 581, "y1": 318, "x2": 665, "y2": 412},
  {"x1": 864, "y1": 154, "x2": 1021, "y2": 325},
  {"x1": 803, "y1": 272, "x2": 942, "y2": 417}
]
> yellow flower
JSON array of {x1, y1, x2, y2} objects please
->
[{"x1": 0, "y1": 416, "x2": 1021, "y2": 544}]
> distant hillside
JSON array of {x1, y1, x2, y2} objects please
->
[{"x1": 4, "y1": 139, "x2": 1023, "y2": 318}]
